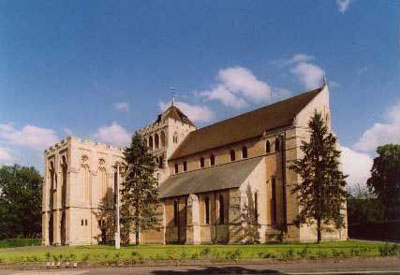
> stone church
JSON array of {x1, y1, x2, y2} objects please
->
[{"x1": 42, "y1": 82, "x2": 348, "y2": 246}]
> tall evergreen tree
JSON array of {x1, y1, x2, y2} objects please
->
[
  {"x1": 367, "y1": 144, "x2": 400, "y2": 223},
  {"x1": 290, "y1": 112, "x2": 347, "y2": 243},
  {"x1": 120, "y1": 132, "x2": 160, "y2": 245}
]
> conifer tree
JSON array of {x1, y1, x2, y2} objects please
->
[
  {"x1": 290, "y1": 112, "x2": 347, "y2": 243},
  {"x1": 121, "y1": 132, "x2": 160, "y2": 245}
]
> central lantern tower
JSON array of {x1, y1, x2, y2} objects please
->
[{"x1": 138, "y1": 103, "x2": 196, "y2": 184}]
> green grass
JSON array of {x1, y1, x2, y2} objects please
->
[
  {"x1": 0, "y1": 238, "x2": 41, "y2": 249},
  {"x1": 0, "y1": 240, "x2": 396, "y2": 265}
]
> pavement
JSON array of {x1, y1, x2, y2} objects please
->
[{"x1": 1, "y1": 257, "x2": 400, "y2": 274}]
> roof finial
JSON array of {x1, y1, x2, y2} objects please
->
[
  {"x1": 170, "y1": 87, "x2": 176, "y2": 106},
  {"x1": 322, "y1": 75, "x2": 327, "y2": 88}
]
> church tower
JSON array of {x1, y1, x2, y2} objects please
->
[{"x1": 138, "y1": 103, "x2": 196, "y2": 184}]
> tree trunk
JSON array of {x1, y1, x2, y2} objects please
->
[
  {"x1": 135, "y1": 226, "x2": 139, "y2": 246},
  {"x1": 317, "y1": 217, "x2": 322, "y2": 243}
]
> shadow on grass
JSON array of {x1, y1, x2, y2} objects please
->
[{"x1": 151, "y1": 266, "x2": 281, "y2": 274}]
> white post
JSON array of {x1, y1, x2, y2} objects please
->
[{"x1": 115, "y1": 163, "x2": 121, "y2": 249}]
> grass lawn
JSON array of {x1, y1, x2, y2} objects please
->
[
  {"x1": 0, "y1": 239, "x2": 40, "y2": 249},
  {"x1": 0, "y1": 240, "x2": 398, "y2": 264}
]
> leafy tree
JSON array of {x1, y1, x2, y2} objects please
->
[
  {"x1": 0, "y1": 165, "x2": 43, "y2": 239},
  {"x1": 241, "y1": 185, "x2": 260, "y2": 244},
  {"x1": 367, "y1": 144, "x2": 400, "y2": 223},
  {"x1": 290, "y1": 112, "x2": 347, "y2": 243},
  {"x1": 347, "y1": 183, "x2": 383, "y2": 225},
  {"x1": 120, "y1": 132, "x2": 160, "y2": 245},
  {"x1": 93, "y1": 187, "x2": 115, "y2": 244}
]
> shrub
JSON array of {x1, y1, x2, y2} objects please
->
[
  {"x1": 191, "y1": 253, "x2": 199, "y2": 260},
  {"x1": 298, "y1": 247, "x2": 310, "y2": 258},
  {"x1": 379, "y1": 243, "x2": 399, "y2": 256},
  {"x1": 258, "y1": 251, "x2": 273, "y2": 258},
  {"x1": 225, "y1": 249, "x2": 241, "y2": 260},
  {"x1": 199, "y1": 248, "x2": 211, "y2": 258},
  {"x1": 82, "y1": 253, "x2": 90, "y2": 262},
  {"x1": 45, "y1": 252, "x2": 51, "y2": 261},
  {"x1": 316, "y1": 250, "x2": 328, "y2": 259},
  {"x1": 282, "y1": 248, "x2": 295, "y2": 260}
]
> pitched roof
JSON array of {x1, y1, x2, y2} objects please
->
[
  {"x1": 159, "y1": 156, "x2": 263, "y2": 199},
  {"x1": 156, "y1": 105, "x2": 195, "y2": 127},
  {"x1": 170, "y1": 88, "x2": 322, "y2": 160}
]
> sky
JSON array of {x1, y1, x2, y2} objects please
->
[{"x1": 0, "y1": 0, "x2": 399, "y2": 188}]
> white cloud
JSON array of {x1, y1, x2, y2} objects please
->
[
  {"x1": 93, "y1": 122, "x2": 131, "y2": 147},
  {"x1": 159, "y1": 101, "x2": 215, "y2": 123},
  {"x1": 291, "y1": 62, "x2": 325, "y2": 90},
  {"x1": 354, "y1": 102, "x2": 400, "y2": 151},
  {"x1": 0, "y1": 147, "x2": 13, "y2": 165},
  {"x1": 199, "y1": 85, "x2": 248, "y2": 109},
  {"x1": 336, "y1": 0, "x2": 352, "y2": 14},
  {"x1": 0, "y1": 123, "x2": 58, "y2": 150},
  {"x1": 198, "y1": 66, "x2": 272, "y2": 109},
  {"x1": 63, "y1": 128, "x2": 72, "y2": 136},
  {"x1": 114, "y1": 102, "x2": 130, "y2": 112},
  {"x1": 285, "y1": 54, "x2": 314, "y2": 65},
  {"x1": 340, "y1": 145, "x2": 373, "y2": 188}
]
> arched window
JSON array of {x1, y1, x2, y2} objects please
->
[
  {"x1": 266, "y1": 140, "x2": 271, "y2": 153},
  {"x1": 173, "y1": 132, "x2": 178, "y2": 144},
  {"x1": 200, "y1": 157, "x2": 205, "y2": 168},
  {"x1": 210, "y1": 154, "x2": 215, "y2": 166},
  {"x1": 271, "y1": 177, "x2": 277, "y2": 224},
  {"x1": 174, "y1": 163, "x2": 179, "y2": 174},
  {"x1": 49, "y1": 161, "x2": 55, "y2": 209},
  {"x1": 161, "y1": 131, "x2": 166, "y2": 147},
  {"x1": 158, "y1": 156, "x2": 163, "y2": 168},
  {"x1": 148, "y1": 136, "x2": 153, "y2": 149},
  {"x1": 173, "y1": 200, "x2": 178, "y2": 226},
  {"x1": 183, "y1": 161, "x2": 187, "y2": 172},
  {"x1": 275, "y1": 138, "x2": 280, "y2": 152},
  {"x1": 219, "y1": 195, "x2": 224, "y2": 224},
  {"x1": 230, "y1": 149, "x2": 236, "y2": 162},
  {"x1": 205, "y1": 197, "x2": 210, "y2": 224},
  {"x1": 242, "y1": 146, "x2": 248, "y2": 159},
  {"x1": 155, "y1": 133, "x2": 159, "y2": 149}
]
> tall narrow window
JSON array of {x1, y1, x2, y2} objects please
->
[
  {"x1": 155, "y1": 133, "x2": 159, "y2": 149},
  {"x1": 200, "y1": 157, "x2": 205, "y2": 168},
  {"x1": 205, "y1": 197, "x2": 210, "y2": 224},
  {"x1": 242, "y1": 146, "x2": 248, "y2": 159},
  {"x1": 266, "y1": 140, "x2": 271, "y2": 153},
  {"x1": 254, "y1": 192, "x2": 258, "y2": 224},
  {"x1": 230, "y1": 150, "x2": 235, "y2": 162},
  {"x1": 159, "y1": 156, "x2": 163, "y2": 168},
  {"x1": 183, "y1": 161, "x2": 187, "y2": 172},
  {"x1": 173, "y1": 200, "x2": 178, "y2": 226},
  {"x1": 149, "y1": 136, "x2": 153, "y2": 149},
  {"x1": 275, "y1": 138, "x2": 280, "y2": 152},
  {"x1": 210, "y1": 154, "x2": 215, "y2": 166},
  {"x1": 271, "y1": 178, "x2": 277, "y2": 224},
  {"x1": 161, "y1": 131, "x2": 166, "y2": 147},
  {"x1": 174, "y1": 163, "x2": 179, "y2": 174},
  {"x1": 219, "y1": 195, "x2": 224, "y2": 224}
]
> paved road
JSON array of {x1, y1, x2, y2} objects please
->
[{"x1": 1, "y1": 257, "x2": 400, "y2": 274}]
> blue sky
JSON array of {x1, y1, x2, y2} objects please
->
[{"x1": 0, "y1": 0, "x2": 399, "y2": 187}]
